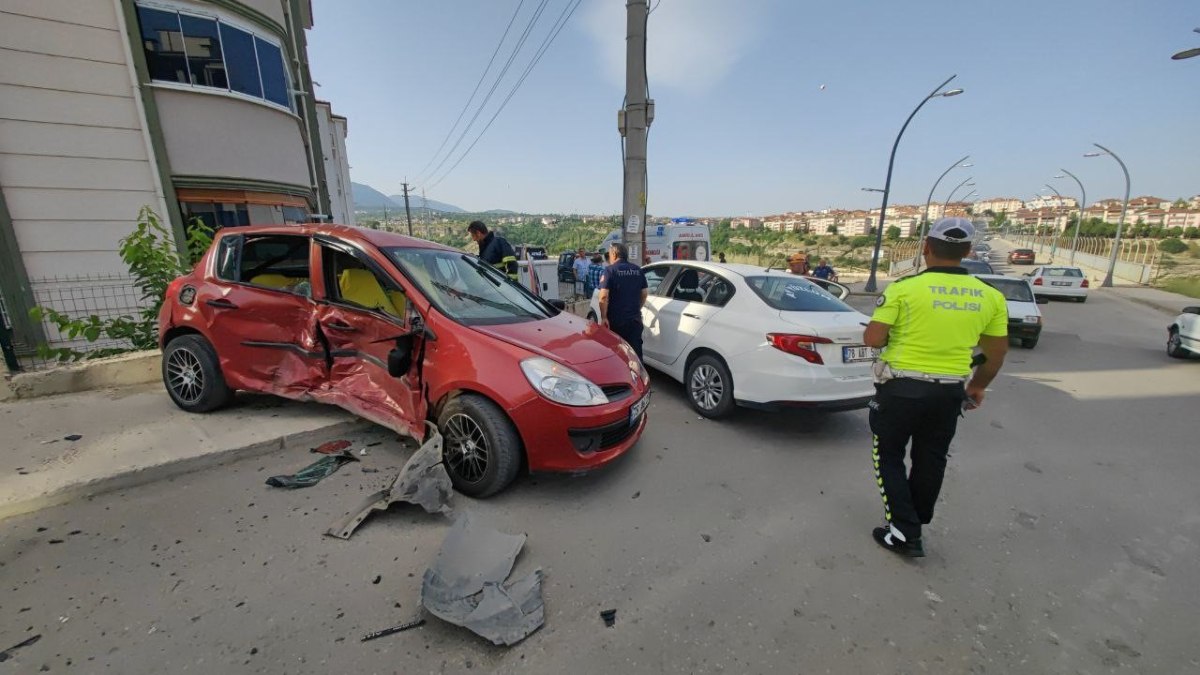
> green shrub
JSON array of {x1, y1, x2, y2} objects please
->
[
  {"x1": 29, "y1": 207, "x2": 212, "y2": 362},
  {"x1": 1158, "y1": 237, "x2": 1188, "y2": 254},
  {"x1": 849, "y1": 235, "x2": 873, "y2": 249}
]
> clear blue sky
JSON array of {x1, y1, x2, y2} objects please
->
[{"x1": 308, "y1": 0, "x2": 1200, "y2": 215}]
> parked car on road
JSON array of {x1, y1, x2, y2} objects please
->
[
  {"x1": 157, "y1": 225, "x2": 649, "y2": 497},
  {"x1": 590, "y1": 261, "x2": 875, "y2": 418},
  {"x1": 976, "y1": 274, "x2": 1047, "y2": 349},
  {"x1": 1024, "y1": 266, "x2": 1089, "y2": 302},
  {"x1": 1168, "y1": 306, "x2": 1200, "y2": 359},
  {"x1": 1008, "y1": 248, "x2": 1036, "y2": 265},
  {"x1": 960, "y1": 259, "x2": 995, "y2": 275}
]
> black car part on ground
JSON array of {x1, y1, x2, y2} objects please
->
[
  {"x1": 420, "y1": 513, "x2": 545, "y2": 646},
  {"x1": 265, "y1": 451, "x2": 358, "y2": 488},
  {"x1": 326, "y1": 428, "x2": 452, "y2": 539}
]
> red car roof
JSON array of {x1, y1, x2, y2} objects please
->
[{"x1": 225, "y1": 223, "x2": 456, "y2": 251}]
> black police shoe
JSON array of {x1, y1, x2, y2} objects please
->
[{"x1": 872, "y1": 526, "x2": 925, "y2": 558}]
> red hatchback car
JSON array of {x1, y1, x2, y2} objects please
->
[{"x1": 157, "y1": 225, "x2": 649, "y2": 496}]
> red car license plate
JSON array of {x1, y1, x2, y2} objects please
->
[{"x1": 629, "y1": 393, "x2": 649, "y2": 425}]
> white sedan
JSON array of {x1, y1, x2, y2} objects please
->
[
  {"x1": 590, "y1": 262, "x2": 875, "y2": 418},
  {"x1": 1168, "y1": 306, "x2": 1200, "y2": 359},
  {"x1": 1024, "y1": 266, "x2": 1090, "y2": 302}
]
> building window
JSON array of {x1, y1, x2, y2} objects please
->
[
  {"x1": 182, "y1": 201, "x2": 250, "y2": 231},
  {"x1": 136, "y1": 4, "x2": 291, "y2": 111}
]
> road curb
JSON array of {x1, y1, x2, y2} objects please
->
[
  {"x1": 0, "y1": 418, "x2": 371, "y2": 521},
  {"x1": 1107, "y1": 290, "x2": 1186, "y2": 317}
]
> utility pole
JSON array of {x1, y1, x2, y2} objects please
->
[
  {"x1": 619, "y1": 0, "x2": 652, "y2": 263},
  {"x1": 401, "y1": 182, "x2": 415, "y2": 237},
  {"x1": 421, "y1": 188, "x2": 428, "y2": 237}
]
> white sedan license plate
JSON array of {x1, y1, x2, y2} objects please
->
[
  {"x1": 629, "y1": 394, "x2": 649, "y2": 425},
  {"x1": 843, "y1": 346, "x2": 875, "y2": 363},
  {"x1": 1051, "y1": 281, "x2": 1071, "y2": 286}
]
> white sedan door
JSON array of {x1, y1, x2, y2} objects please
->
[{"x1": 647, "y1": 267, "x2": 732, "y2": 367}]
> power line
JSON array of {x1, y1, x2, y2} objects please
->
[
  {"x1": 417, "y1": 0, "x2": 553, "y2": 186},
  {"x1": 426, "y1": 0, "x2": 584, "y2": 190},
  {"x1": 413, "y1": 0, "x2": 527, "y2": 181}
]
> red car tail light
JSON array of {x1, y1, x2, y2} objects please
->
[
  {"x1": 1081, "y1": 279, "x2": 1089, "y2": 288},
  {"x1": 1033, "y1": 277, "x2": 1043, "y2": 286},
  {"x1": 767, "y1": 333, "x2": 832, "y2": 364}
]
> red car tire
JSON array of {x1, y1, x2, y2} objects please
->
[{"x1": 438, "y1": 393, "x2": 522, "y2": 497}]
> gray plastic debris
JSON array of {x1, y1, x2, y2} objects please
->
[
  {"x1": 420, "y1": 513, "x2": 545, "y2": 646},
  {"x1": 325, "y1": 429, "x2": 452, "y2": 539}
]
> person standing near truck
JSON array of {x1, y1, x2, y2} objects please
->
[
  {"x1": 467, "y1": 220, "x2": 518, "y2": 280},
  {"x1": 598, "y1": 242, "x2": 648, "y2": 360}
]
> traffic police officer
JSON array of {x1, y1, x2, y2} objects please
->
[
  {"x1": 467, "y1": 220, "x2": 518, "y2": 280},
  {"x1": 862, "y1": 218, "x2": 1009, "y2": 557}
]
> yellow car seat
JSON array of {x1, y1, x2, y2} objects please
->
[{"x1": 338, "y1": 269, "x2": 406, "y2": 319}]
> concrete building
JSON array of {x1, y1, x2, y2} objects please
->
[
  {"x1": 729, "y1": 217, "x2": 762, "y2": 230},
  {"x1": 976, "y1": 197, "x2": 1024, "y2": 214},
  {"x1": 315, "y1": 100, "x2": 353, "y2": 225},
  {"x1": 1, "y1": 0, "x2": 350, "y2": 354}
]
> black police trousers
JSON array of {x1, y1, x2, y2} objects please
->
[
  {"x1": 609, "y1": 319, "x2": 643, "y2": 361},
  {"x1": 869, "y1": 379, "x2": 965, "y2": 542}
]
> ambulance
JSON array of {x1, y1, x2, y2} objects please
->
[{"x1": 598, "y1": 218, "x2": 712, "y2": 263}]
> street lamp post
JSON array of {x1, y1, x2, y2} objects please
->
[
  {"x1": 1170, "y1": 27, "x2": 1200, "y2": 60},
  {"x1": 1043, "y1": 183, "x2": 1065, "y2": 261},
  {"x1": 944, "y1": 178, "x2": 976, "y2": 207},
  {"x1": 864, "y1": 75, "x2": 964, "y2": 292},
  {"x1": 919, "y1": 155, "x2": 971, "y2": 242},
  {"x1": 1084, "y1": 143, "x2": 1131, "y2": 287},
  {"x1": 1055, "y1": 169, "x2": 1087, "y2": 266}
]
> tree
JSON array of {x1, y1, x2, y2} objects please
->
[
  {"x1": 828, "y1": 224, "x2": 839, "y2": 235},
  {"x1": 885, "y1": 225, "x2": 902, "y2": 240}
]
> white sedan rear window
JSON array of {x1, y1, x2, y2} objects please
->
[{"x1": 1045, "y1": 268, "x2": 1083, "y2": 278}]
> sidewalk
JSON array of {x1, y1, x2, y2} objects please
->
[
  {"x1": 1106, "y1": 286, "x2": 1198, "y2": 316},
  {"x1": 0, "y1": 384, "x2": 366, "y2": 520}
]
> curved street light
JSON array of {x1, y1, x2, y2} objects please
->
[
  {"x1": 1054, "y1": 169, "x2": 1087, "y2": 266},
  {"x1": 865, "y1": 75, "x2": 964, "y2": 292},
  {"x1": 1084, "y1": 143, "x2": 1131, "y2": 287},
  {"x1": 1171, "y1": 27, "x2": 1200, "y2": 60},
  {"x1": 919, "y1": 155, "x2": 972, "y2": 240},
  {"x1": 944, "y1": 178, "x2": 976, "y2": 206},
  {"x1": 1043, "y1": 183, "x2": 1065, "y2": 259}
]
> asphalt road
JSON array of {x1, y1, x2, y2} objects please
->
[{"x1": 2, "y1": 248, "x2": 1199, "y2": 674}]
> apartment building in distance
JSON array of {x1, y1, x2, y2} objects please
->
[{"x1": 1, "y1": 0, "x2": 352, "y2": 353}]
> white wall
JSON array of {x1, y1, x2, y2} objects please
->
[
  {"x1": 0, "y1": 0, "x2": 168, "y2": 279},
  {"x1": 155, "y1": 87, "x2": 312, "y2": 188}
]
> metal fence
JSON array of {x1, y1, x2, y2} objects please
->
[
  {"x1": 1, "y1": 274, "x2": 147, "y2": 373},
  {"x1": 1005, "y1": 234, "x2": 1159, "y2": 284}
]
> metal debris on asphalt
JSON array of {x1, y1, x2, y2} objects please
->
[
  {"x1": 311, "y1": 439, "x2": 352, "y2": 455},
  {"x1": 361, "y1": 617, "x2": 425, "y2": 642},
  {"x1": 420, "y1": 513, "x2": 545, "y2": 646},
  {"x1": 326, "y1": 429, "x2": 452, "y2": 540},
  {"x1": 0, "y1": 634, "x2": 41, "y2": 663},
  {"x1": 64, "y1": 434, "x2": 82, "y2": 442},
  {"x1": 600, "y1": 609, "x2": 617, "y2": 627},
  {"x1": 265, "y1": 451, "x2": 359, "y2": 489}
]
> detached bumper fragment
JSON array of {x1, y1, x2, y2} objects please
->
[
  {"x1": 325, "y1": 429, "x2": 452, "y2": 540},
  {"x1": 420, "y1": 513, "x2": 545, "y2": 646}
]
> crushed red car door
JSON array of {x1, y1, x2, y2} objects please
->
[
  {"x1": 313, "y1": 239, "x2": 428, "y2": 439},
  {"x1": 200, "y1": 232, "x2": 325, "y2": 396}
]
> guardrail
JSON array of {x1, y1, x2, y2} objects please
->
[{"x1": 1003, "y1": 234, "x2": 1157, "y2": 284}]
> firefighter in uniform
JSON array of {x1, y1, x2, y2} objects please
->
[
  {"x1": 467, "y1": 220, "x2": 518, "y2": 280},
  {"x1": 862, "y1": 218, "x2": 1009, "y2": 557}
]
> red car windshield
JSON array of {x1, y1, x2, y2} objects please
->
[{"x1": 385, "y1": 247, "x2": 552, "y2": 326}]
